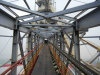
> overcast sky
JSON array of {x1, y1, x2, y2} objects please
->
[{"x1": 0, "y1": 0, "x2": 100, "y2": 63}]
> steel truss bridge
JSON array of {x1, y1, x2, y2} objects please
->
[{"x1": 0, "y1": 0, "x2": 100, "y2": 75}]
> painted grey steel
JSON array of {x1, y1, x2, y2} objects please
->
[
  {"x1": 20, "y1": 16, "x2": 70, "y2": 24},
  {"x1": 64, "y1": 8, "x2": 100, "y2": 33},
  {"x1": 11, "y1": 29, "x2": 19, "y2": 75},
  {"x1": 73, "y1": 30, "x2": 80, "y2": 61},
  {"x1": 0, "y1": 0, "x2": 46, "y2": 17},
  {"x1": 73, "y1": 30, "x2": 80, "y2": 75},
  {"x1": 68, "y1": 10, "x2": 87, "y2": 23},
  {"x1": 89, "y1": 52, "x2": 100, "y2": 64},
  {"x1": 17, "y1": 14, "x2": 36, "y2": 20},
  {"x1": 49, "y1": 42, "x2": 100, "y2": 75},
  {"x1": 77, "y1": 8, "x2": 100, "y2": 30},
  {"x1": 3, "y1": 6, "x2": 19, "y2": 17},
  {"x1": 27, "y1": 32, "x2": 33, "y2": 62},
  {"x1": 59, "y1": 16, "x2": 75, "y2": 21},
  {"x1": 19, "y1": 33, "x2": 26, "y2": 69},
  {"x1": 0, "y1": 35, "x2": 13, "y2": 37},
  {"x1": 0, "y1": 9, "x2": 29, "y2": 33},
  {"x1": 51, "y1": 18, "x2": 68, "y2": 24},
  {"x1": 81, "y1": 36, "x2": 100, "y2": 38},
  {"x1": 0, "y1": 9, "x2": 15, "y2": 29},
  {"x1": 63, "y1": 0, "x2": 71, "y2": 10},
  {"x1": 20, "y1": 17, "x2": 43, "y2": 24},
  {"x1": 20, "y1": 24, "x2": 72, "y2": 28},
  {"x1": 46, "y1": 1, "x2": 100, "y2": 18},
  {"x1": 24, "y1": 0, "x2": 30, "y2": 9}
]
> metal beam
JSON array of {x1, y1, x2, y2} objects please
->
[
  {"x1": 24, "y1": 0, "x2": 30, "y2": 9},
  {"x1": 80, "y1": 38, "x2": 100, "y2": 52},
  {"x1": 11, "y1": 29, "x2": 19, "y2": 75},
  {"x1": 20, "y1": 24, "x2": 72, "y2": 27},
  {"x1": 63, "y1": 0, "x2": 71, "y2": 10},
  {"x1": 49, "y1": 42, "x2": 100, "y2": 75},
  {"x1": 20, "y1": 17, "x2": 43, "y2": 24},
  {"x1": 0, "y1": 0, "x2": 46, "y2": 17},
  {"x1": 64, "y1": 8, "x2": 100, "y2": 33},
  {"x1": 3, "y1": 6, "x2": 19, "y2": 17},
  {"x1": 27, "y1": 32, "x2": 33, "y2": 62},
  {"x1": 59, "y1": 16, "x2": 75, "y2": 21},
  {"x1": 46, "y1": 1, "x2": 100, "y2": 18},
  {"x1": 17, "y1": 14, "x2": 35, "y2": 20},
  {"x1": 77, "y1": 8, "x2": 100, "y2": 30},
  {"x1": 0, "y1": 9, "x2": 29, "y2": 33},
  {"x1": 19, "y1": 33, "x2": 26, "y2": 69},
  {"x1": 89, "y1": 52, "x2": 100, "y2": 64}
]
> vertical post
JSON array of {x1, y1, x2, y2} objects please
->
[
  {"x1": 11, "y1": 27, "x2": 19, "y2": 75},
  {"x1": 19, "y1": 33, "x2": 26, "y2": 69},
  {"x1": 27, "y1": 32, "x2": 33, "y2": 62},
  {"x1": 37, "y1": 35, "x2": 39, "y2": 50},
  {"x1": 74, "y1": 30, "x2": 80, "y2": 61},
  {"x1": 73, "y1": 22, "x2": 80, "y2": 75},
  {"x1": 61, "y1": 31, "x2": 65, "y2": 61},
  {"x1": 53, "y1": 34, "x2": 55, "y2": 50}
]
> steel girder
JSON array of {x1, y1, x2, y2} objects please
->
[
  {"x1": 46, "y1": 1, "x2": 100, "y2": 18},
  {"x1": 0, "y1": 0, "x2": 46, "y2": 17},
  {"x1": 77, "y1": 8, "x2": 100, "y2": 30},
  {"x1": 64, "y1": 8, "x2": 100, "y2": 33},
  {"x1": 49, "y1": 42, "x2": 100, "y2": 75},
  {"x1": 0, "y1": 9, "x2": 29, "y2": 33},
  {"x1": 0, "y1": 0, "x2": 100, "y2": 34},
  {"x1": 17, "y1": 14, "x2": 36, "y2": 20}
]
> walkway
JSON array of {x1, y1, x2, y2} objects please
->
[{"x1": 32, "y1": 44, "x2": 57, "y2": 75}]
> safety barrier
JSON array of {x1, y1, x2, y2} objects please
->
[
  {"x1": 21, "y1": 44, "x2": 44, "y2": 75},
  {"x1": 49, "y1": 44, "x2": 72, "y2": 75},
  {"x1": 1, "y1": 43, "x2": 43, "y2": 75}
]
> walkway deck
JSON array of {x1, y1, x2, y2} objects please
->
[{"x1": 31, "y1": 44, "x2": 57, "y2": 75}]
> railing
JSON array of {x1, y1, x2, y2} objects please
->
[
  {"x1": 49, "y1": 44, "x2": 72, "y2": 75},
  {"x1": 49, "y1": 42, "x2": 100, "y2": 75},
  {"x1": 21, "y1": 44, "x2": 43, "y2": 75},
  {"x1": 1, "y1": 43, "x2": 44, "y2": 75}
]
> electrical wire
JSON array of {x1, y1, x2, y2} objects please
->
[
  {"x1": 84, "y1": 45, "x2": 92, "y2": 57},
  {"x1": 73, "y1": 0, "x2": 87, "y2": 4},
  {"x1": 0, "y1": 37, "x2": 12, "y2": 55},
  {"x1": 3, "y1": 0, "x2": 19, "y2": 2}
]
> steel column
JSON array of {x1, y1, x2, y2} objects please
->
[
  {"x1": 11, "y1": 28, "x2": 19, "y2": 75},
  {"x1": 19, "y1": 33, "x2": 26, "y2": 69},
  {"x1": 27, "y1": 32, "x2": 33, "y2": 62},
  {"x1": 73, "y1": 26, "x2": 80, "y2": 75}
]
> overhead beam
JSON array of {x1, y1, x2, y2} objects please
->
[
  {"x1": 20, "y1": 17, "x2": 43, "y2": 24},
  {"x1": 24, "y1": 0, "x2": 30, "y2": 9},
  {"x1": 80, "y1": 38, "x2": 100, "y2": 52},
  {"x1": 77, "y1": 8, "x2": 100, "y2": 30},
  {"x1": 63, "y1": 0, "x2": 71, "y2": 10},
  {"x1": 0, "y1": 9, "x2": 29, "y2": 33},
  {"x1": 64, "y1": 8, "x2": 100, "y2": 33},
  {"x1": 46, "y1": 1, "x2": 100, "y2": 18},
  {"x1": 20, "y1": 1, "x2": 100, "y2": 25},
  {"x1": 59, "y1": 16, "x2": 76, "y2": 21},
  {"x1": 0, "y1": 0, "x2": 46, "y2": 17},
  {"x1": 17, "y1": 14, "x2": 35, "y2": 20},
  {"x1": 20, "y1": 24, "x2": 72, "y2": 27}
]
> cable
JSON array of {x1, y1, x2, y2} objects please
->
[
  {"x1": 0, "y1": 37, "x2": 12, "y2": 55},
  {"x1": 84, "y1": 45, "x2": 92, "y2": 57},
  {"x1": 3, "y1": 0, "x2": 19, "y2": 2},
  {"x1": 73, "y1": 0, "x2": 87, "y2": 4}
]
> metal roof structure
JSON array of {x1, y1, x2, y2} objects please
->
[{"x1": 0, "y1": 0, "x2": 100, "y2": 75}]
